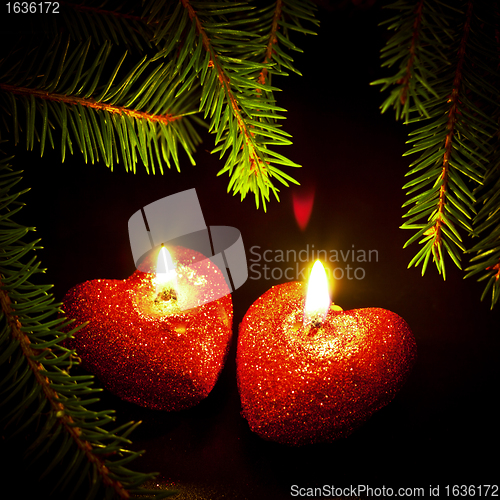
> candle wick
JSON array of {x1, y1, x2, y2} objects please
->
[
  {"x1": 306, "y1": 323, "x2": 322, "y2": 337},
  {"x1": 155, "y1": 286, "x2": 178, "y2": 303},
  {"x1": 310, "y1": 318, "x2": 323, "y2": 329},
  {"x1": 305, "y1": 313, "x2": 324, "y2": 330}
]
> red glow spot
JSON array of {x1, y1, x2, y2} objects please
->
[{"x1": 292, "y1": 186, "x2": 315, "y2": 231}]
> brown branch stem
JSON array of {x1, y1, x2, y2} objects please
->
[
  {"x1": 487, "y1": 262, "x2": 500, "y2": 281},
  {"x1": 0, "y1": 84, "x2": 181, "y2": 125},
  {"x1": 398, "y1": 0, "x2": 425, "y2": 105},
  {"x1": 179, "y1": 0, "x2": 267, "y2": 178},
  {"x1": 0, "y1": 278, "x2": 129, "y2": 498},
  {"x1": 433, "y1": 1, "x2": 474, "y2": 248},
  {"x1": 258, "y1": 0, "x2": 283, "y2": 86}
]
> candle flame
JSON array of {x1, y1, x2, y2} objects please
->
[
  {"x1": 155, "y1": 246, "x2": 177, "y2": 300},
  {"x1": 304, "y1": 260, "x2": 331, "y2": 327}
]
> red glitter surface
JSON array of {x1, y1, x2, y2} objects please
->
[
  {"x1": 236, "y1": 282, "x2": 417, "y2": 446},
  {"x1": 62, "y1": 246, "x2": 233, "y2": 411}
]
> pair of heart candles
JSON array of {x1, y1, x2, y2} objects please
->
[{"x1": 62, "y1": 245, "x2": 416, "y2": 446}]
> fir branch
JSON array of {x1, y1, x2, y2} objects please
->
[
  {"x1": 466, "y1": 249, "x2": 500, "y2": 309},
  {"x1": 396, "y1": 0, "x2": 424, "y2": 111},
  {"x1": 144, "y1": 0, "x2": 317, "y2": 210},
  {"x1": 253, "y1": 0, "x2": 318, "y2": 128},
  {"x1": 0, "y1": 36, "x2": 203, "y2": 173},
  {"x1": 376, "y1": 0, "x2": 500, "y2": 284},
  {"x1": 460, "y1": 1, "x2": 500, "y2": 309},
  {"x1": 465, "y1": 133, "x2": 500, "y2": 308},
  {"x1": 161, "y1": 0, "x2": 284, "y2": 208},
  {"x1": 422, "y1": 0, "x2": 474, "y2": 278},
  {"x1": 254, "y1": 0, "x2": 319, "y2": 84},
  {"x1": 0, "y1": 84, "x2": 183, "y2": 125},
  {"x1": 258, "y1": 0, "x2": 283, "y2": 86},
  {"x1": 0, "y1": 150, "x2": 175, "y2": 499},
  {"x1": 28, "y1": 0, "x2": 317, "y2": 210},
  {"x1": 372, "y1": 0, "x2": 450, "y2": 122},
  {"x1": 398, "y1": 1, "x2": 479, "y2": 279},
  {"x1": 0, "y1": 280, "x2": 130, "y2": 498}
]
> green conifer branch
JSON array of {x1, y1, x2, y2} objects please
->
[
  {"x1": 181, "y1": 0, "x2": 272, "y2": 191},
  {"x1": 257, "y1": 0, "x2": 318, "y2": 84},
  {"x1": 0, "y1": 281, "x2": 129, "y2": 498},
  {"x1": 0, "y1": 150, "x2": 175, "y2": 499},
  {"x1": 465, "y1": 136, "x2": 500, "y2": 309},
  {"x1": 405, "y1": 0, "x2": 475, "y2": 279},
  {"x1": 371, "y1": 0, "x2": 444, "y2": 122},
  {"x1": 179, "y1": 0, "x2": 300, "y2": 210},
  {"x1": 258, "y1": 0, "x2": 284, "y2": 87},
  {"x1": 142, "y1": 0, "x2": 317, "y2": 210},
  {"x1": 0, "y1": 83, "x2": 184, "y2": 125},
  {"x1": 0, "y1": 2, "x2": 318, "y2": 496},
  {"x1": 395, "y1": 0, "x2": 424, "y2": 117},
  {"x1": 3, "y1": 0, "x2": 318, "y2": 210},
  {"x1": 375, "y1": 0, "x2": 500, "y2": 307},
  {"x1": 0, "y1": 35, "x2": 203, "y2": 173}
]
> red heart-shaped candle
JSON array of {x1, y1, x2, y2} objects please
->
[
  {"x1": 236, "y1": 281, "x2": 416, "y2": 445},
  {"x1": 62, "y1": 246, "x2": 232, "y2": 411}
]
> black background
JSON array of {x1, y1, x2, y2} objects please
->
[{"x1": 2, "y1": 1, "x2": 500, "y2": 499}]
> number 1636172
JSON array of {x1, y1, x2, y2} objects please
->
[{"x1": 6, "y1": 2, "x2": 60, "y2": 14}]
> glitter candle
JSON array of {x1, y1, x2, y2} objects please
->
[
  {"x1": 62, "y1": 245, "x2": 232, "y2": 411},
  {"x1": 236, "y1": 261, "x2": 417, "y2": 446}
]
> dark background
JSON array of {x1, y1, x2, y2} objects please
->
[{"x1": 3, "y1": 1, "x2": 500, "y2": 499}]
